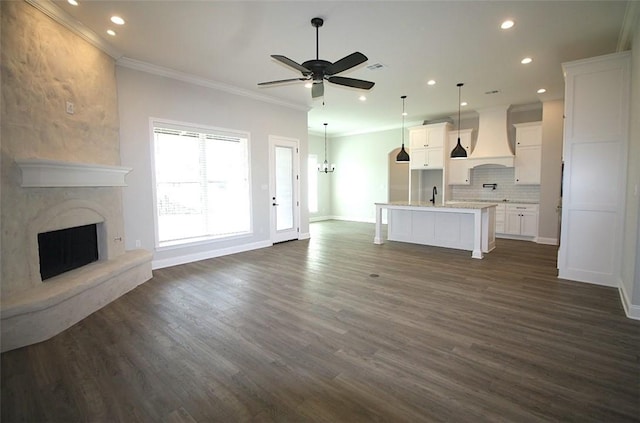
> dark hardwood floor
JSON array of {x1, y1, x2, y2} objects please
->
[{"x1": 2, "y1": 220, "x2": 639, "y2": 422}]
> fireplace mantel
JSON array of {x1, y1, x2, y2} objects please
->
[{"x1": 16, "y1": 158, "x2": 132, "y2": 187}]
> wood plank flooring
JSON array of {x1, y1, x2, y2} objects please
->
[{"x1": 2, "y1": 220, "x2": 639, "y2": 422}]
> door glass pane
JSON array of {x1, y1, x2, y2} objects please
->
[{"x1": 275, "y1": 146, "x2": 294, "y2": 231}]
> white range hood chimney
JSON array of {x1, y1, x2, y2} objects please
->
[{"x1": 468, "y1": 105, "x2": 514, "y2": 167}]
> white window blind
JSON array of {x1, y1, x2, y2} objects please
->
[{"x1": 153, "y1": 124, "x2": 250, "y2": 246}]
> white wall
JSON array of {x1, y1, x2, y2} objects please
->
[
  {"x1": 331, "y1": 128, "x2": 402, "y2": 222},
  {"x1": 539, "y1": 100, "x2": 564, "y2": 244},
  {"x1": 117, "y1": 66, "x2": 308, "y2": 268}
]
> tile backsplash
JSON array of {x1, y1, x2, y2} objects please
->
[{"x1": 450, "y1": 166, "x2": 540, "y2": 203}]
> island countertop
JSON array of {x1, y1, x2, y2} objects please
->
[
  {"x1": 375, "y1": 201, "x2": 497, "y2": 210},
  {"x1": 374, "y1": 201, "x2": 497, "y2": 258}
]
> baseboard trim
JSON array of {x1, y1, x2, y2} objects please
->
[
  {"x1": 330, "y1": 215, "x2": 376, "y2": 224},
  {"x1": 309, "y1": 216, "x2": 332, "y2": 222},
  {"x1": 536, "y1": 237, "x2": 558, "y2": 245},
  {"x1": 152, "y1": 240, "x2": 272, "y2": 270},
  {"x1": 298, "y1": 232, "x2": 311, "y2": 240},
  {"x1": 619, "y1": 283, "x2": 640, "y2": 320}
]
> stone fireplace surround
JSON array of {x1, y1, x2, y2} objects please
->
[{"x1": 1, "y1": 160, "x2": 153, "y2": 352}]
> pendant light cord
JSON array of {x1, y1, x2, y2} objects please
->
[
  {"x1": 457, "y1": 83, "x2": 462, "y2": 141},
  {"x1": 324, "y1": 123, "x2": 328, "y2": 161},
  {"x1": 401, "y1": 95, "x2": 407, "y2": 147}
]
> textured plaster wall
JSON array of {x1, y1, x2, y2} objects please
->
[{"x1": 1, "y1": 1, "x2": 124, "y2": 295}]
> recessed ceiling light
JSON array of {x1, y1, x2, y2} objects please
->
[
  {"x1": 537, "y1": 88, "x2": 546, "y2": 94},
  {"x1": 107, "y1": 29, "x2": 116, "y2": 36},
  {"x1": 461, "y1": 102, "x2": 468, "y2": 107},
  {"x1": 402, "y1": 111, "x2": 408, "y2": 116},
  {"x1": 359, "y1": 95, "x2": 367, "y2": 101},
  {"x1": 110, "y1": 16, "x2": 125, "y2": 25},
  {"x1": 67, "y1": 0, "x2": 78, "y2": 6},
  {"x1": 501, "y1": 20, "x2": 514, "y2": 30},
  {"x1": 521, "y1": 57, "x2": 533, "y2": 64},
  {"x1": 304, "y1": 82, "x2": 312, "y2": 89},
  {"x1": 427, "y1": 80, "x2": 436, "y2": 86}
]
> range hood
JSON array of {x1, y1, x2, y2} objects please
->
[{"x1": 467, "y1": 105, "x2": 514, "y2": 167}]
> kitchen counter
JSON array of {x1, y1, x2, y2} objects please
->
[
  {"x1": 450, "y1": 199, "x2": 539, "y2": 204},
  {"x1": 382, "y1": 201, "x2": 498, "y2": 209},
  {"x1": 374, "y1": 201, "x2": 496, "y2": 259}
]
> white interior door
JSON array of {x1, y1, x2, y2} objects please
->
[{"x1": 269, "y1": 136, "x2": 299, "y2": 243}]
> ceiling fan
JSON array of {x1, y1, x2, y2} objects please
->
[{"x1": 258, "y1": 17, "x2": 375, "y2": 98}]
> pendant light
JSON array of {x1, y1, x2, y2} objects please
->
[
  {"x1": 450, "y1": 83, "x2": 468, "y2": 159},
  {"x1": 395, "y1": 95, "x2": 410, "y2": 162},
  {"x1": 318, "y1": 123, "x2": 335, "y2": 173}
]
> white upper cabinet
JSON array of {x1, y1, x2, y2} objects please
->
[
  {"x1": 409, "y1": 123, "x2": 451, "y2": 170},
  {"x1": 513, "y1": 122, "x2": 542, "y2": 185}
]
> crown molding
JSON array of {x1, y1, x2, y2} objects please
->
[
  {"x1": 617, "y1": 0, "x2": 639, "y2": 52},
  {"x1": 26, "y1": 0, "x2": 308, "y2": 113},
  {"x1": 117, "y1": 57, "x2": 310, "y2": 113},
  {"x1": 25, "y1": 0, "x2": 123, "y2": 59}
]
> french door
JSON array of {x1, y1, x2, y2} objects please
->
[{"x1": 269, "y1": 136, "x2": 299, "y2": 243}]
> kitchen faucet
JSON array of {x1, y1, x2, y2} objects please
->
[{"x1": 430, "y1": 186, "x2": 437, "y2": 204}]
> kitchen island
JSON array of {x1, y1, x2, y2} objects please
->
[{"x1": 374, "y1": 201, "x2": 497, "y2": 259}]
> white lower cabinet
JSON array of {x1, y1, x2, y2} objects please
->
[{"x1": 503, "y1": 204, "x2": 538, "y2": 238}]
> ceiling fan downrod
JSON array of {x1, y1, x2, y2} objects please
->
[{"x1": 311, "y1": 17, "x2": 323, "y2": 61}]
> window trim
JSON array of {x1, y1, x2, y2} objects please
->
[{"x1": 149, "y1": 117, "x2": 253, "y2": 249}]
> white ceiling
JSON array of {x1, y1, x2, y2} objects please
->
[{"x1": 51, "y1": 0, "x2": 630, "y2": 136}]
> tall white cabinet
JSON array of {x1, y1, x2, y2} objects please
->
[{"x1": 558, "y1": 52, "x2": 630, "y2": 287}]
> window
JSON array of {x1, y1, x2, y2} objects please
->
[
  {"x1": 152, "y1": 122, "x2": 251, "y2": 247},
  {"x1": 308, "y1": 154, "x2": 318, "y2": 213}
]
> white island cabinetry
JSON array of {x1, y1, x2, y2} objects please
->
[{"x1": 374, "y1": 201, "x2": 496, "y2": 259}]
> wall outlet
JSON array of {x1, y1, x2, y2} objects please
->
[
  {"x1": 65, "y1": 101, "x2": 75, "y2": 115},
  {"x1": 135, "y1": 240, "x2": 141, "y2": 248}
]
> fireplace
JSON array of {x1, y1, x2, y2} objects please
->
[
  {"x1": 1, "y1": 159, "x2": 153, "y2": 352},
  {"x1": 38, "y1": 224, "x2": 99, "y2": 280}
]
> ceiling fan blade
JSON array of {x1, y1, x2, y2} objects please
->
[
  {"x1": 258, "y1": 77, "x2": 309, "y2": 86},
  {"x1": 312, "y1": 82, "x2": 324, "y2": 98},
  {"x1": 325, "y1": 52, "x2": 368, "y2": 75},
  {"x1": 271, "y1": 55, "x2": 312, "y2": 75},
  {"x1": 327, "y1": 76, "x2": 375, "y2": 90}
]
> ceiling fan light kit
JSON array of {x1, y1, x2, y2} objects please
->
[{"x1": 258, "y1": 17, "x2": 375, "y2": 98}]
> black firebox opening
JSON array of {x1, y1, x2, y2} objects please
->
[{"x1": 38, "y1": 224, "x2": 99, "y2": 281}]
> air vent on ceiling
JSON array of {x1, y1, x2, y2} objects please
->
[
  {"x1": 366, "y1": 63, "x2": 385, "y2": 71},
  {"x1": 485, "y1": 89, "x2": 501, "y2": 95}
]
